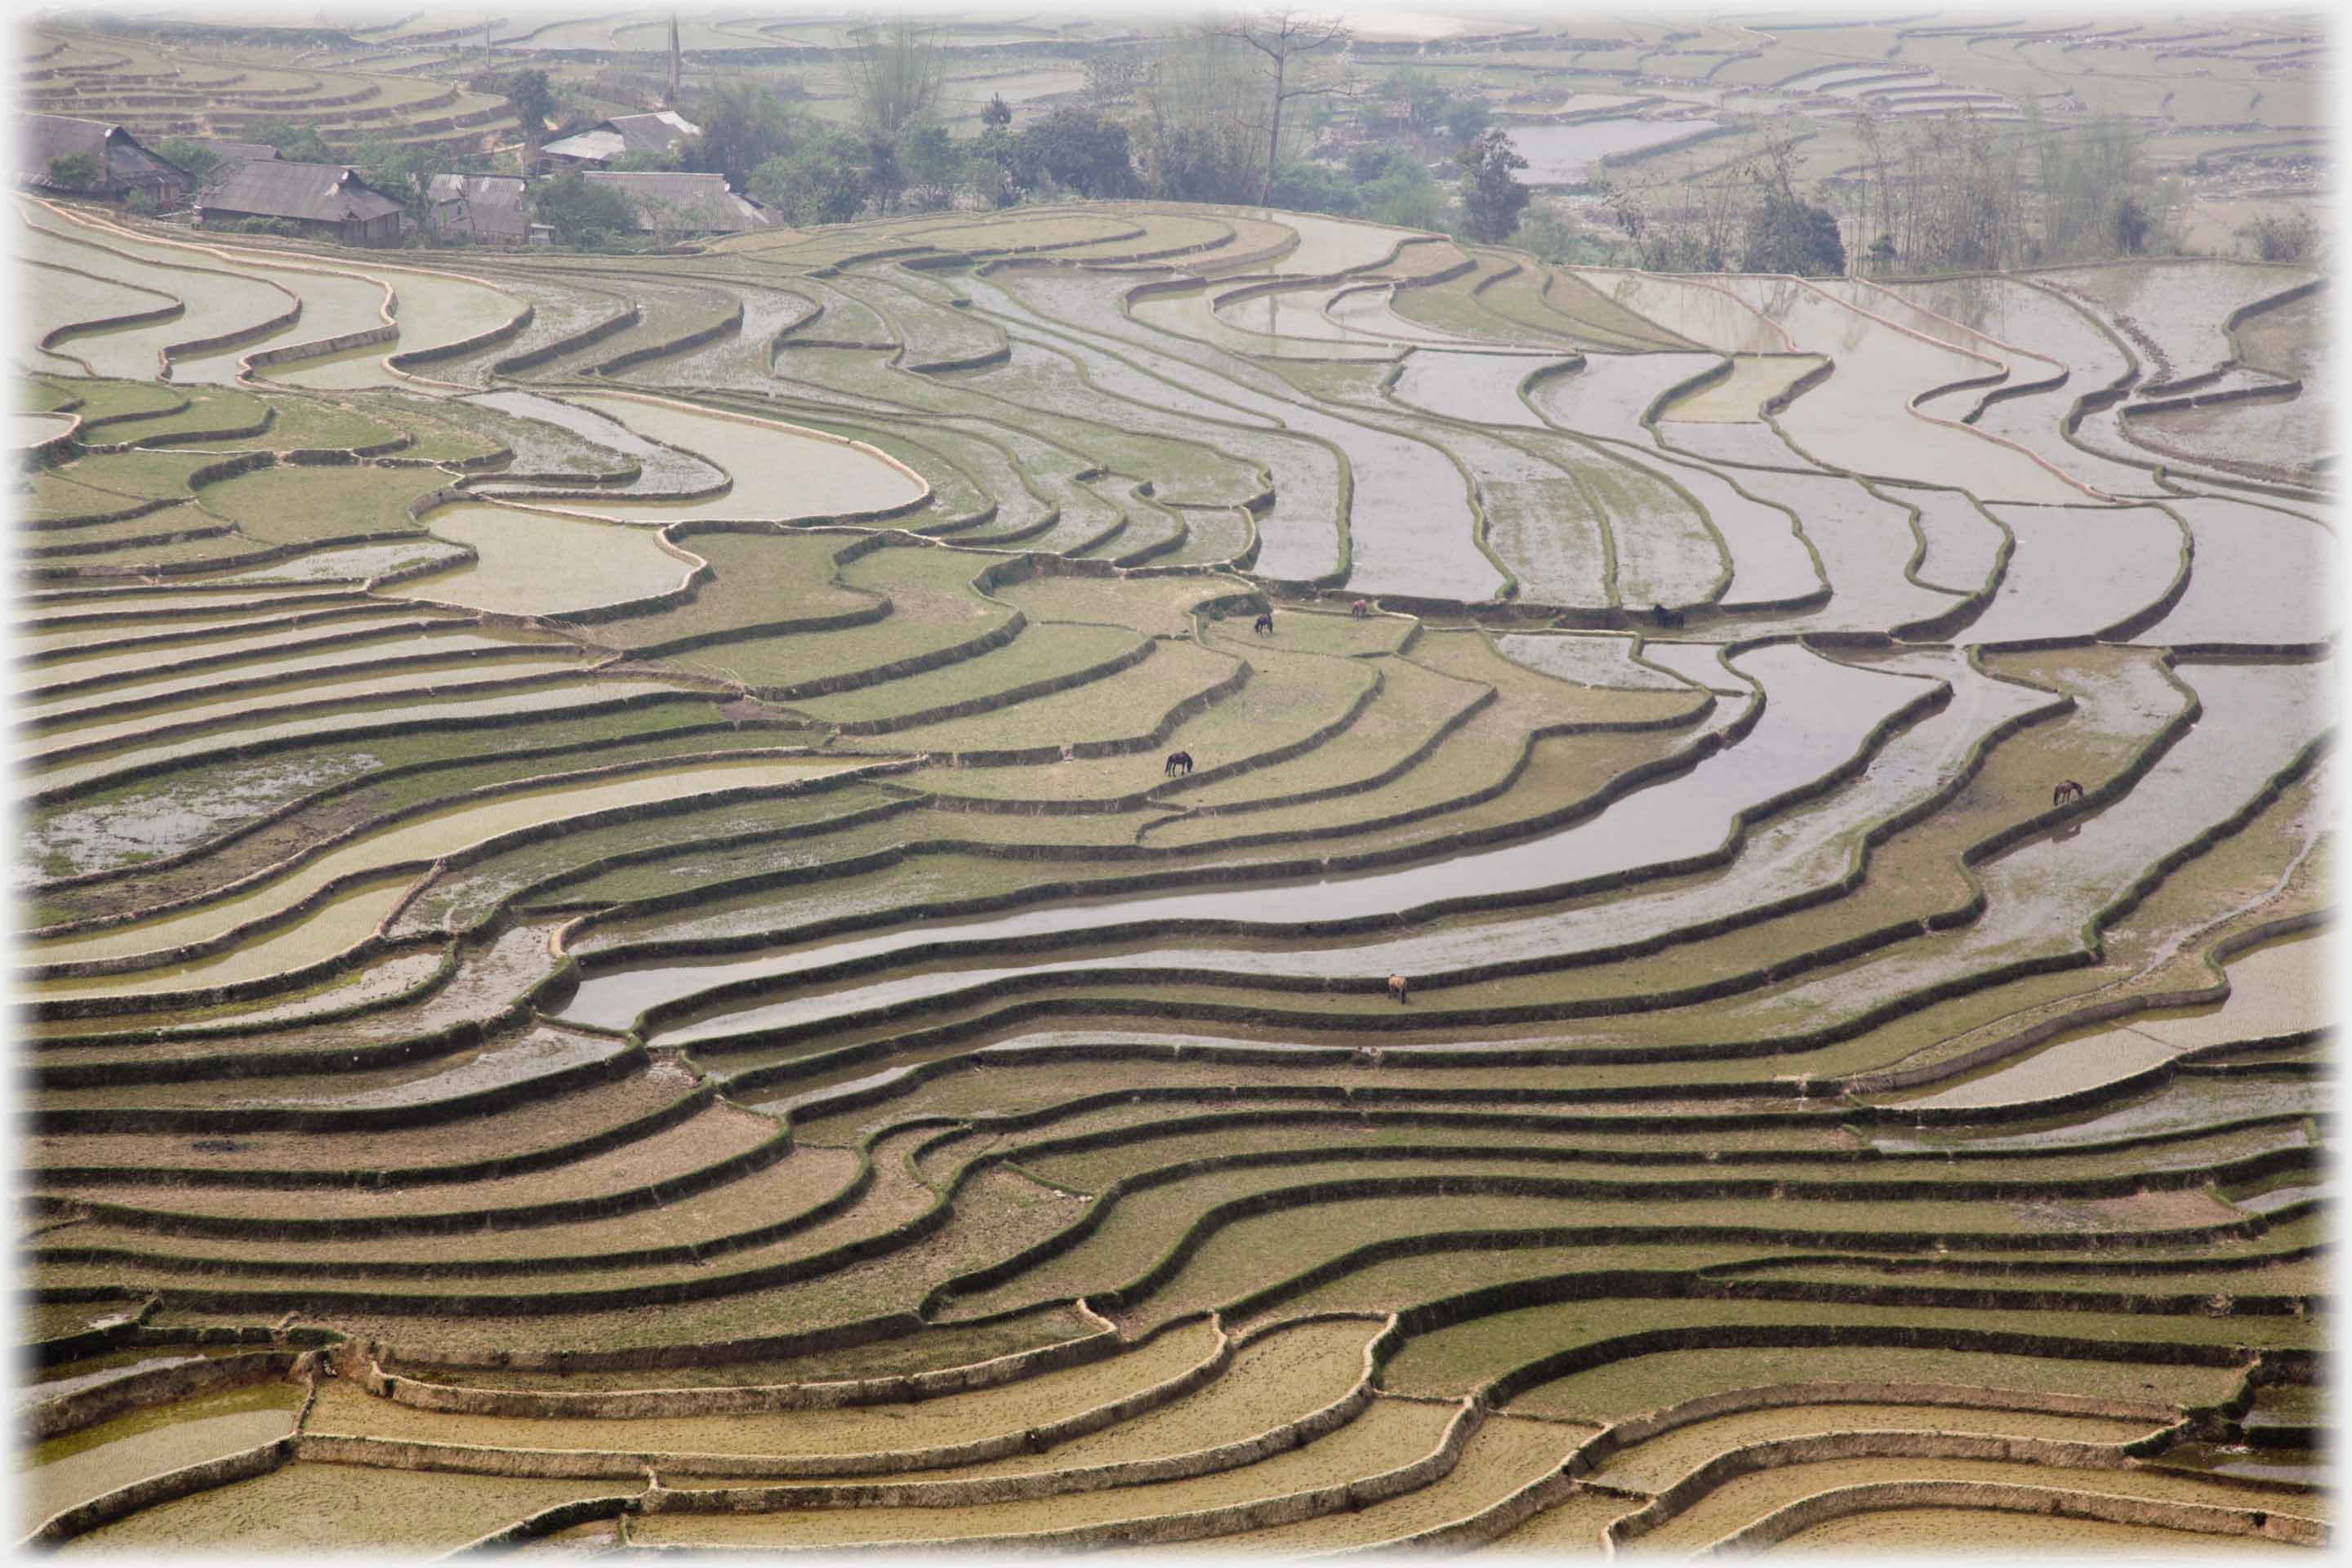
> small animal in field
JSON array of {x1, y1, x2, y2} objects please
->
[
  {"x1": 1387, "y1": 973, "x2": 1410, "y2": 1004},
  {"x1": 1165, "y1": 750, "x2": 1194, "y2": 776},
  {"x1": 1351, "y1": 598, "x2": 1371, "y2": 617},
  {"x1": 1253, "y1": 611, "x2": 1275, "y2": 636},
  {"x1": 2051, "y1": 778, "x2": 2086, "y2": 806},
  {"x1": 1650, "y1": 602, "x2": 1685, "y2": 629}
]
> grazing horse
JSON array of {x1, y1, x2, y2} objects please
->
[
  {"x1": 1387, "y1": 973, "x2": 1410, "y2": 1004},
  {"x1": 1253, "y1": 611, "x2": 1275, "y2": 636},
  {"x1": 2051, "y1": 778, "x2": 2086, "y2": 806},
  {"x1": 1165, "y1": 750, "x2": 1194, "y2": 776},
  {"x1": 1351, "y1": 599, "x2": 1371, "y2": 618},
  {"x1": 1650, "y1": 602, "x2": 1685, "y2": 629}
]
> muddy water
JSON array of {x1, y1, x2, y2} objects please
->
[
  {"x1": 1638, "y1": 448, "x2": 1822, "y2": 607},
  {"x1": 1965, "y1": 504, "x2": 2185, "y2": 645},
  {"x1": 972, "y1": 267, "x2": 1496, "y2": 599},
  {"x1": 1677, "y1": 465, "x2": 1964, "y2": 637},
  {"x1": 1132, "y1": 284, "x2": 1399, "y2": 362},
  {"x1": 1662, "y1": 355, "x2": 1825, "y2": 420},
  {"x1": 2132, "y1": 495, "x2": 2338, "y2": 648},
  {"x1": 170, "y1": 258, "x2": 387, "y2": 384},
  {"x1": 30, "y1": 758, "x2": 844, "y2": 967},
  {"x1": 1388, "y1": 350, "x2": 1566, "y2": 427},
  {"x1": 403, "y1": 504, "x2": 693, "y2": 617},
  {"x1": 20, "y1": 1381, "x2": 302, "y2": 1535},
  {"x1": 1720, "y1": 657, "x2": 2329, "y2": 1050},
  {"x1": 1494, "y1": 634, "x2": 1695, "y2": 692},
  {"x1": 1713, "y1": 275, "x2": 2084, "y2": 506},
  {"x1": 269, "y1": 270, "x2": 519, "y2": 390},
  {"x1": 556, "y1": 393, "x2": 925, "y2": 523},
  {"x1": 570, "y1": 645, "x2": 1922, "y2": 1038},
  {"x1": 1328, "y1": 283, "x2": 1522, "y2": 346},
  {"x1": 11, "y1": 411, "x2": 83, "y2": 448},
  {"x1": 1512, "y1": 121, "x2": 1720, "y2": 185},
  {"x1": 465, "y1": 389, "x2": 716, "y2": 492},
  {"x1": 1869, "y1": 1075, "x2": 2328, "y2": 1155},
  {"x1": 21, "y1": 264, "x2": 175, "y2": 363},
  {"x1": 20, "y1": 875, "x2": 415, "y2": 1004},
  {"x1": 212, "y1": 540, "x2": 472, "y2": 585},
  {"x1": 15, "y1": 213, "x2": 286, "y2": 383},
  {"x1": 20, "y1": 656, "x2": 590, "y2": 775},
  {"x1": 2042, "y1": 261, "x2": 2315, "y2": 386},
  {"x1": 29, "y1": 679, "x2": 666, "y2": 802},
  {"x1": 1526, "y1": 352, "x2": 1726, "y2": 442},
  {"x1": 1894, "y1": 486, "x2": 2008, "y2": 596},
  {"x1": 1259, "y1": 210, "x2": 1420, "y2": 275},
  {"x1": 1575, "y1": 271, "x2": 1784, "y2": 355},
  {"x1": 23, "y1": 628, "x2": 518, "y2": 722}
]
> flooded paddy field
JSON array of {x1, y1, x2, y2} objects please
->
[{"x1": 7, "y1": 21, "x2": 2334, "y2": 1555}]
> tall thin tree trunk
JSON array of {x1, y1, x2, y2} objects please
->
[{"x1": 1259, "y1": 55, "x2": 1285, "y2": 205}]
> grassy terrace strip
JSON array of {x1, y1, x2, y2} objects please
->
[{"x1": 11, "y1": 152, "x2": 2334, "y2": 1560}]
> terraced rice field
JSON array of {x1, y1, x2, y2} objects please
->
[{"x1": 8, "y1": 7, "x2": 2336, "y2": 1557}]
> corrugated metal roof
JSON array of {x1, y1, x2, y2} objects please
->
[{"x1": 541, "y1": 109, "x2": 702, "y2": 164}]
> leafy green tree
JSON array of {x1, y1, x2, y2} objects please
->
[
  {"x1": 1267, "y1": 159, "x2": 1356, "y2": 216},
  {"x1": 1515, "y1": 201, "x2": 1613, "y2": 265},
  {"x1": 751, "y1": 131, "x2": 870, "y2": 225},
  {"x1": 899, "y1": 123, "x2": 960, "y2": 199},
  {"x1": 1009, "y1": 107, "x2": 1135, "y2": 198},
  {"x1": 1455, "y1": 127, "x2": 1530, "y2": 243},
  {"x1": 981, "y1": 93, "x2": 1013, "y2": 128},
  {"x1": 261, "y1": 122, "x2": 332, "y2": 163},
  {"x1": 502, "y1": 69, "x2": 557, "y2": 140},
  {"x1": 534, "y1": 172, "x2": 634, "y2": 247},
  {"x1": 689, "y1": 80, "x2": 804, "y2": 185},
  {"x1": 45, "y1": 153, "x2": 101, "y2": 190},
  {"x1": 157, "y1": 137, "x2": 222, "y2": 185},
  {"x1": 1441, "y1": 96, "x2": 1491, "y2": 141}
]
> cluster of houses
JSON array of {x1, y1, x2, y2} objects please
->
[{"x1": 15, "y1": 109, "x2": 777, "y2": 247}]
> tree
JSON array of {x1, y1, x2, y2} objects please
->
[
  {"x1": 1083, "y1": 48, "x2": 1150, "y2": 109},
  {"x1": 1267, "y1": 159, "x2": 1356, "y2": 215},
  {"x1": 1441, "y1": 96, "x2": 1492, "y2": 142},
  {"x1": 1455, "y1": 127, "x2": 1529, "y2": 243},
  {"x1": 46, "y1": 153, "x2": 101, "y2": 190},
  {"x1": 158, "y1": 136, "x2": 223, "y2": 185},
  {"x1": 1206, "y1": 9, "x2": 1354, "y2": 206},
  {"x1": 690, "y1": 79, "x2": 804, "y2": 185},
  {"x1": 1010, "y1": 107, "x2": 1136, "y2": 198},
  {"x1": 480, "y1": 67, "x2": 557, "y2": 141},
  {"x1": 981, "y1": 93, "x2": 1013, "y2": 129},
  {"x1": 845, "y1": 18, "x2": 942, "y2": 213},
  {"x1": 1514, "y1": 201, "x2": 1613, "y2": 265},
  {"x1": 261, "y1": 122, "x2": 332, "y2": 163},
  {"x1": 751, "y1": 131, "x2": 869, "y2": 225},
  {"x1": 1131, "y1": 29, "x2": 1263, "y2": 203},
  {"x1": 534, "y1": 172, "x2": 633, "y2": 247},
  {"x1": 2239, "y1": 210, "x2": 2317, "y2": 263},
  {"x1": 899, "y1": 123, "x2": 960, "y2": 201},
  {"x1": 1743, "y1": 193, "x2": 1846, "y2": 275}
]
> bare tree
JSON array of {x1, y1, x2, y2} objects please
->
[
  {"x1": 845, "y1": 13, "x2": 942, "y2": 209},
  {"x1": 1204, "y1": 8, "x2": 1353, "y2": 206}
]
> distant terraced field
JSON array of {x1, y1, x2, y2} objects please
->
[{"x1": 11, "y1": 10, "x2": 2335, "y2": 1559}]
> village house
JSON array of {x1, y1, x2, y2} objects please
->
[
  {"x1": 193, "y1": 158, "x2": 406, "y2": 246},
  {"x1": 16, "y1": 114, "x2": 193, "y2": 205},
  {"x1": 425, "y1": 172, "x2": 543, "y2": 245},
  {"x1": 537, "y1": 110, "x2": 701, "y2": 173},
  {"x1": 581, "y1": 171, "x2": 773, "y2": 238}
]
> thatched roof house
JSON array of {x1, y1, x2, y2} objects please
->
[
  {"x1": 194, "y1": 158, "x2": 405, "y2": 246},
  {"x1": 581, "y1": 171, "x2": 773, "y2": 237},
  {"x1": 17, "y1": 114, "x2": 193, "y2": 204},
  {"x1": 426, "y1": 172, "x2": 539, "y2": 245}
]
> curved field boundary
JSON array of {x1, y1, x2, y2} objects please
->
[
  {"x1": 1704, "y1": 1477, "x2": 2326, "y2": 1554},
  {"x1": 1605, "y1": 1429, "x2": 2322, "y2": 1549},
  {"x1": 306, "y1": 1319, "x2": 1244, "y2": 1481}
]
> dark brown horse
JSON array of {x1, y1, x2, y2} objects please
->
[
  {"x1": 1253, "y1": 611, "x2": 1275, "y2": 636},
  {"x1": 2051, "y1": 779, "x2": 2086, "y2": 806},
  {"x1": 1351, "y1": 599, "x2": 1371, "y2": 618},
  {"x1": 1165, "y1": 750, "x2": 1194, "y2": 776}
]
